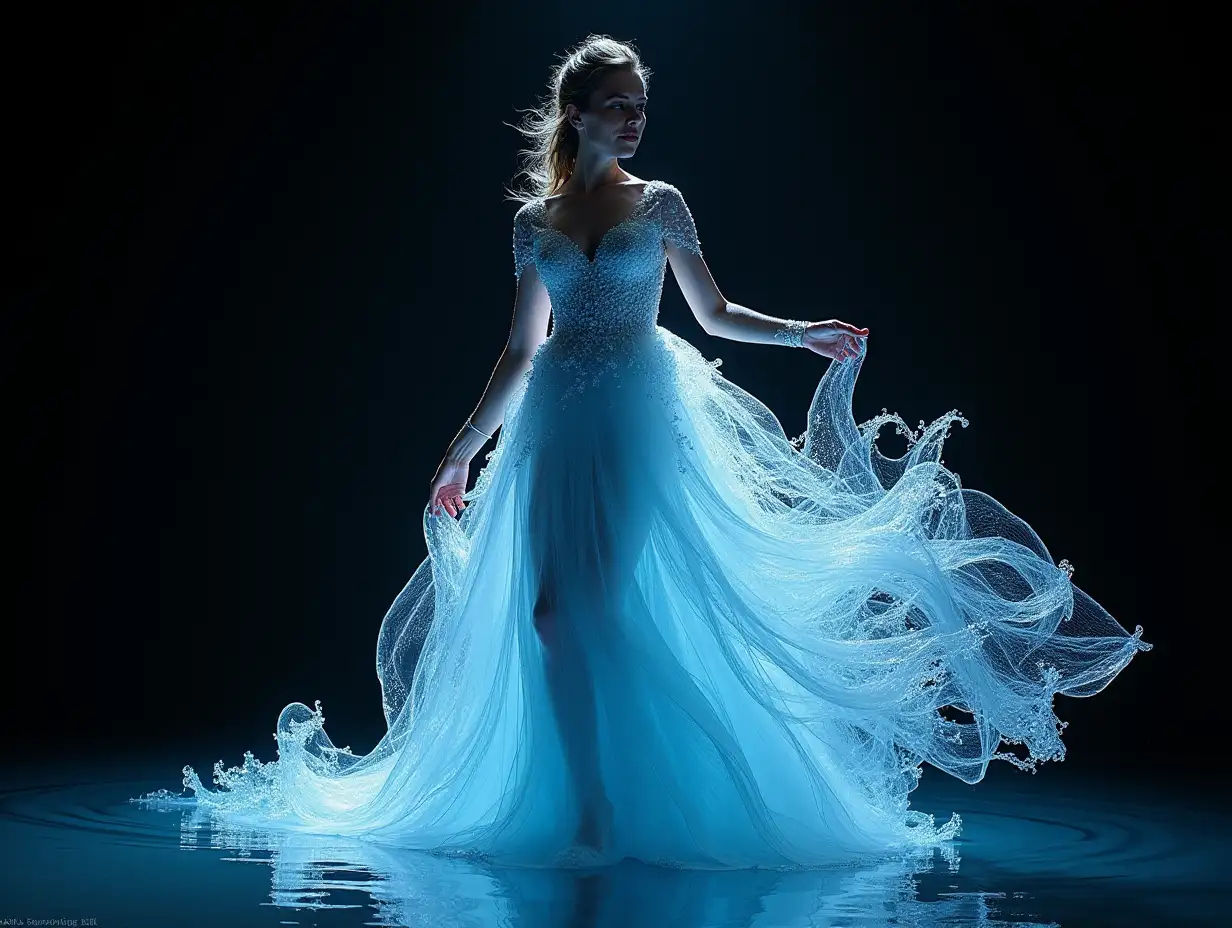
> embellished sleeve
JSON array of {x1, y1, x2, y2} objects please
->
[
  {"x1": 512, "y1": 202, "x2": 537, "y2": 279},
  {"x1": 657, "y1": 182, "x2": 703, "y2": 256}
]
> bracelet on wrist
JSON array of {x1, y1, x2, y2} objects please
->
[
  {"x1": 772, "y1": 320, "x2": 810, "y2": 348},
  {"x1": 465, "y1": 419, "x2": 494, "y2": 441}
]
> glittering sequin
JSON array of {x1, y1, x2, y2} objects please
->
[
  {"x1": 505, "y1": 181, "x2": 706, "y2": 463},
  {"x1": 168, "y1": 181, "x2": 1149, "y2": 870},
  {"x1": 514, "y1": 179, "x2": 701, "y2": 281},
  {"x1": 773, "y1": 319, "x2": 809, "y2": 348}
]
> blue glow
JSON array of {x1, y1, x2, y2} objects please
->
[
  {"x1": 2, "y1": 768, "x2": 1224, "y2": 925},
  {"x1": 153, "y1": 181, "x2": 1145, "y2": 868}
]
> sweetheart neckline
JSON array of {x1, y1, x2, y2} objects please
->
[{"x1": 538, "y1": 180, "x2": 661, "y2": 264}]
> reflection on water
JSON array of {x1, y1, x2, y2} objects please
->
[
  {"x1": 167, "y1": 801, "x2": 977, "y2": 927},
  {"x1": 0, "y1": 766, "x2": 1226, "y2": 926}
]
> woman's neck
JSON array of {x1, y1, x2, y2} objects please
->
[{"x1": 563, "y1": 149, "x2": 628, "y2": 195}]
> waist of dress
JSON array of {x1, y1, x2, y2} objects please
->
[
  {"x1": 545, "y1": 320, "x2": 659, "y2": 352},
  {"x1": 531, "y1": 324, "x2": 673, "y2": 383}
]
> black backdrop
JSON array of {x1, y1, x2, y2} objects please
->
[{"x1": 12, "y1": 4, "x2": 1213, "y2": 783}]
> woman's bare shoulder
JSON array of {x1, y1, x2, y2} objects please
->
[{"x1": 544, "y1": 175, "x2": 655, "y2": 202}]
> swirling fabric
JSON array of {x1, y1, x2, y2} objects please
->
[{"x1": 179, "y1": 180, "x2": 1148, "y2": 869}]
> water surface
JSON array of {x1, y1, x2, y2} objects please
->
[{"x1": 0, "y1": 762, "x2": 1224, "y2": 926}]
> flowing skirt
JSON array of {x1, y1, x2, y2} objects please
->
[{"x1": 181, "y1": 326, "x2": 1149, "y2": 869}]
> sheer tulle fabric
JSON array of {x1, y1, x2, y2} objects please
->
[{"x1": 179, "y1": 181, "x2": 1148, "y2": 869}]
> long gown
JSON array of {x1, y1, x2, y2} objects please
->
[{"x1": 178, "y1": 179, "x2": 1149, "y2": 869}]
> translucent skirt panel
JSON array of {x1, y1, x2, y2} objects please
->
[{"x1": 181, "y1": 327, "x2": 1149, "y2": 869}]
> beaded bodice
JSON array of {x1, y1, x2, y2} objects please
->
[{"x1": 512, "y1": 180, "x2": 703, "y2": 347}]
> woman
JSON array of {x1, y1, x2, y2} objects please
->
[{"x1": 180, "y1": 35, "x2": 1149, "y2": 869}]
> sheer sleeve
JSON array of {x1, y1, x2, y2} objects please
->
[
  {"x1": 656, "y1": 182, "x2": 703, "y2": 257},
  {"x1": 512, "y1": 202, "x2": 537, "y2": 279}
]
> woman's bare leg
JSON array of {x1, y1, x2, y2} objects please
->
[
  {"x1": 533, "y1": 580, "x2": 611, "y2": 848},
  {"x1": 528, "y1": 427, "x2": 658, "y2": 850}
]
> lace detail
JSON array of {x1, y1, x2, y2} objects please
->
[
  {"x1": 506, "y1": 330, "x2": 688, "y2": 472},
  {"x1": 513, "y1": 203, "x2": 536, "y2": 279},
  {"x1": 508, "y1": 182, "x2": 677, "y2": 362},
  {"x1": 656, "y1": 182, "x2": 703, "y2": 256},
  {"x1": 498, "y1": 180, "x2": 712, "y2": 468},
  {"x1": 511, "y1": 179, "x2": 702, "y2": 280}
]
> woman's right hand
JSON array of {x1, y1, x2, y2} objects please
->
[{"x1": 428, "y1": 454, "x2": 471, "y2": 518}]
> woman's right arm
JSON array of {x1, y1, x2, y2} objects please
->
[{"x1": 428, "y1": 261, "x2": 551, "y2": 516}]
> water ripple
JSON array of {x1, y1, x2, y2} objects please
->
[{"x1": 0, "y1": 770, "x2": 1226, "y2": 927}]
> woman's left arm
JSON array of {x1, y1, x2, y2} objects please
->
[{"x1": 666, "y1": 242, "x2": 867, "y2": 362}]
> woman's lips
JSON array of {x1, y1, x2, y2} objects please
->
[{"x1": 619, "y1": 134, "x2": 639, "y2": 141}]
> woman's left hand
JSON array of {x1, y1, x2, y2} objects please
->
[{"x1": 803, "y1": 320, "x2": 868, "y2": 362}]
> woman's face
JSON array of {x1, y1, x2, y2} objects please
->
[{"x1": 570, "y1": 68, "x2": 647, "y2": 158}]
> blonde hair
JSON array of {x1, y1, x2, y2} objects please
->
[{"x1": 506, "y1": 34, "x2": 651, "y2": 204}]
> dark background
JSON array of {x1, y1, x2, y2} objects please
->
[{"x1": 11, "y1": 5, "x2": 1213, "y2": 783}]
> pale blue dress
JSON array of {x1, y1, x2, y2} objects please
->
[{"x1": 181, "y1": 179, "x2": 1149, "y2": 868}]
